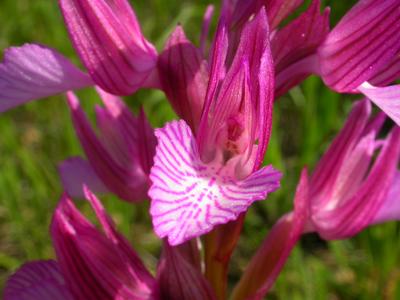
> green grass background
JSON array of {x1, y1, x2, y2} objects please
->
[{"x1": 1, "y1": 0, "x2": 400, "y2": 299}]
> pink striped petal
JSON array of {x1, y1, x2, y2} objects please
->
[
  {"x1": 58, "y1": 157, "x2": 109, "y2": 198},
  {"x1": 358, "y1": 82, "x2": 400, "y2": 126},
  {"x1": 0, "y1": 44, "x2": 92, "y2": 112},
  {"x1": 149, "y1": 120, "x2": 281, "y2": 246},
  {"x1": 4, "y1": 260, "x2": 73, "y2": 300},
  {"x1": 59, "y1": 0, "x2": 158, "y2": 95},
  {"x1": 272, "y1": 0, "x2": 330, "y2": 97},
  {"x1": 318, "y1": 0, "x2": 400, "y2": 92},
  {"x1": 231, "y1": 169, "x2": 309, "y2": 300},
  {"x1": 157, "y1": 242, "x2": 216, "y2": 300},
  {"x1": 158, "y1": 26, "x2": 209, "y2": 132}
]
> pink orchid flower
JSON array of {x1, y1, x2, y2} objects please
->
[{"x1": 149, "y1": 9, "x2": 281, "y2": 247}]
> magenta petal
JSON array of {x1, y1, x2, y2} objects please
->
[
  {"x1": 158, "y1": 26, "x2": 209, "y2": 132},
  {"x1": 0, "y1": 44, "x2": 92, "y2": 112},
  {"x1": 318, "y1": 0, "x2": 400, "y2": 92},
  {"x1": 58, "y1": 156, "x2": 109, "y2": 198},
  {"x1": 157, "y1": 242, "x2": 216, "y2": 300},
  {"x1": 59, "y1": 0, "x2": 158, "y2": 95},
  {"x1": 4, "y1": 260, "x2": 73, "y2": 300},
  {"x1": 373, "y1": 172, "x2": 400, "y2": 224},
  {"x1": 149, "y1": 120, "x2": 281, "y2": 246},
  {"x1": 231, "y1": 169, "x2": 310, "y2": 299},
  {"x1": 358, "y1": 82, "x2": 400, "y2": 126},
  {"x1": 67, "y1": 91, "x2": 151, "y2": 202},
  {"x1": 272, "y1": 0, "x2": 330, "y2": 97},
  {"x1": 51, "y1": 192, "x2": 156, "y2": 300}
]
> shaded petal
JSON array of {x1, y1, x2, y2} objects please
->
[
  {"x1": 59, "y1": 0, "x2": 158, "y2": 95},
  {"x1": 0, "y1": 44, "x2": 92, "y2": 112},
  {"x1": 373, "y1": 172, "x2": 400, "y2": 224},
  {"x1": 149, "y1": 120, "x2": 281, "y2": 246},
  {"x1": 318, "y1": 0, "x2": 400, "y2": 92},
  {"x1": 359, "y1": 82, "x2": 400, "y2": 126},
  {"x1": 158, "y1": 26, "x2": 209, "y2": 132},
  {"x1": 67, "y1": 91, "x2": 150, "y2": 202},
  {"x1": 58, "y1": 156, "x2": 109, "y2": 198},
  {"x1": 231, "y1": 169, "x2": 310, "y2": 300},
  {"x1": 51, "y1": 192, "x2": 156, "y2": 300},
  {"x1": 157, "y1": 241, "x2": 216, "y2": 300},
  {"x1": 4, "y1": 260, "x2": 73, "y2": 300},
  {"x1": 272, "y1": 0, "x2": 330, "y2": 97}
]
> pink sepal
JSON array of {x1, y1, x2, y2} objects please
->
[
  {"x1": 157, "y1": 241, "x2": 216, "y2": 300},
  {"x1": 318, "y1": 0, "x2": 400, "y2": 92},
  {"x1": 58, "y1": 156, "x2": 109, "y2": 198},
  {"x1": 59, "y1": 0, "x2": 158, "y2": 95},
  {"x1": 158, "y1": 26, "x2": 209, "y2": 132},
  {"x1": 0, "y1": 44, "x2": 92, "y2": 112},
  {"x1": 4, "y1": 260, "x2": 73, "y2": 300}
]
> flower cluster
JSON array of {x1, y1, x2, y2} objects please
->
[{"x1": 1, "y1": 0, "x2": 400, "y2": 299}]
